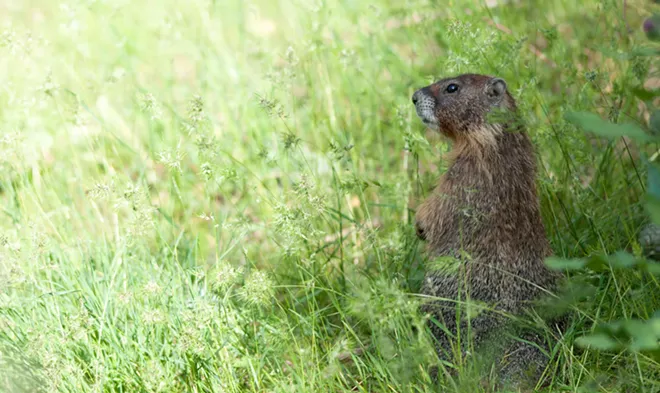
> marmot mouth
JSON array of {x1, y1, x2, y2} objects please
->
[
  {"x1": 421, "y1": 118, "x2": 439, "y2": 129},
  {"x1": 415, "y1": 109, "x2": 438, "y2": 127}
]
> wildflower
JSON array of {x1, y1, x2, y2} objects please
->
[
  {"x1": 240, "y1": 271, "x2": 274, "y2": 307},
  {"x1": 187, "y1": 95, "x2": 205, "y2": 125},
  {"x1": 256, "y1": 94, "x2": 287, "y2": 118},
  {"x1": 138, "y1": 92, "x2": 162, "y2": 120},
  {"x1": 195, "y1": 134, "x2": 218, "y2": 158},
  {"x1": 157, "y1": 145, "x2": 185, "y2": 173},
  {"x1": 142, "y1": 309, "x2": 166, "y2": 325},
  {"x1": 285, "y1": 46, "x2": 299, "y2": 66},
  {"x1": 200, "y1": 162, "x2": 214, "y2": 179},
  {"x1": 213, "y1": 266, "x2": 241, "y2": 292},
  {"x1": 643, "y1": 14, "x2": 660, "y2": 42},
  {"x1": 175, "y1": 324, "x2": 206, "y2": 356},
  {"x1": 328, "y1": 140, "x2": 353, "y2": 161},
  {"x1": 584, "y1": 70, "x2": 598, "y2": 83},
  {"x1": 219, "y1": 167, "x2": 238, "y2": 183},
  {"x1": 447, "y1": 19, "x2": 473, "y2": 37},
  {"x1": 126, "y1": 206, "x2": 156, "y2": 239},
  {"x1": 143, "y1": 280, "x2": 162, "y2": 295},
  {"x1": 256, "y1": 145, "x2": 268, "y2": 161},
  {"x1": 198, "y1": 212, "x2": 214, "y2": 221},
  {"x1": 141, "y1": 359, "x2": 175, "y2": 392},
  {"x1": 86, "y1": 179, "x2": 115, "y2": 200},
  {"x1": 281, "y1": 131, "x2": 301, "y2": 151},
  {"x1": 117, "y1": 291, "x2": 133, "y2": 305},
  {"x1": 292, "y1": 173, "x2": 313, "y2": 197}
]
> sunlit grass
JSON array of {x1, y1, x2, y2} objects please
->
[{"x1": 0, "y1": 0, "x2": 658, "y2": 392}]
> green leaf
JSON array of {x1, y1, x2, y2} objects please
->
[
  {"x1": 651, "y1": 110, "x2": 660, "y2": 136},
  {"x1": 607, "y1": 251, "x2": 637, "y2": 269},
  {"x1": 648, "y1": 164, "x2": 660, "y2": 200},
  {"x1": 631, "y1": 88, "x2": 660, "y2": 102},
  {"x1": 630, "y1": 47, "x2": 660, "y2": 57},
  {"x1": 652, "y1": 315, "x2": 660, "y2": 336},
  {"x1": 583, "y1": 254, "x2": 610, "y2": 272},
  {"x1": 545, "y1": 256, "x2": 586, "y2": 270},
  {"x1": 629, "y1": 331, "x2": 660, "y2": 352},
  {"x1": 646, "y1": 195, "x2": 660, "y2": 226},
  {"x1": 545, "y1": 253, "x2": 660, "y2": 274},
  {"x1": 565, "y1": 111, "x2": 654, "y2": 142},
  {"x1": 576, "y1": 333, "x2": 619, "y2": 351},
  {"x1": 643, "y1": 260, "x2": 660, "y2": 275}
]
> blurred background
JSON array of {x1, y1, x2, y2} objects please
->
[{"x1": 0, "y1": 0, "x2": 659, "y2": 392}]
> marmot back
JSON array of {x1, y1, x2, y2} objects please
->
[{"x1": 411, "y1": 73, "x2": 562, "y2": 389}]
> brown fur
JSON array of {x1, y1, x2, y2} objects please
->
[{"x1": 411, "y1": 74, "x2": 563, "y2": 389}]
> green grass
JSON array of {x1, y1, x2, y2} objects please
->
[{"x1": 0, "y1": 0, "x2": 659, "y2": 392}]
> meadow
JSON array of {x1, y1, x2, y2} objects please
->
[{"x1": 1, "y1": 0, "x2": 659, "y2": 392}]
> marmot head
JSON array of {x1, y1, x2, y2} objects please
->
[{"x1": 411, "y1": 74, "x2": 516, "y2": 141}]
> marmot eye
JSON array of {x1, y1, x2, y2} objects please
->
[{"x1": 445, "y1": 84, "x2": 459, "y2": 93}]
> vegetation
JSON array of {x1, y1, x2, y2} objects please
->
[{"x1": 0, "y1": 0, "x2": 659, "y2": 391}]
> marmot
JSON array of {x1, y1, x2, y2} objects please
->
[{"x1": 411, "y1": 74, "x2": 563, "y2": 388}]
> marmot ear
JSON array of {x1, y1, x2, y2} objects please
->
[{"x1": 486, "y1": 78, "x2": 507, "y2": 100}]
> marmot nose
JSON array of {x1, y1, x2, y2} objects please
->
[{"x1": 412, "y1": 91, "x2": 420, "y2": 105}]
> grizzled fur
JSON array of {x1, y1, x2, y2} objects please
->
[{"x1": 411, "y1": 74, "x2": 562, "y2": 388}]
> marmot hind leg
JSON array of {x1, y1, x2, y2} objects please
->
[{"x1": 494, "y1": 331, "x2": 555, "y2": 391}]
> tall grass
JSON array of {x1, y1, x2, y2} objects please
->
[{"x1": 0, "y1": 0, "x2": 658, "y2": 391}]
